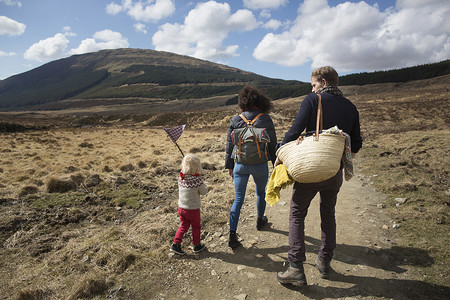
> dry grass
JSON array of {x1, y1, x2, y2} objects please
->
[
  {"x1": 343, "y1": 76, "x2": 450, "y2": 286},
  {"x1": 0, "y1": 124, "x2": 236, "y2": 299}
]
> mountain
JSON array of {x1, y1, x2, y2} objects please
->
[
  {"x1": 1, "y1": 48, "x2": 449, "y2": 112},
  {"x1": 0, "y1": 48, "x2": 309, "y2": 111}
]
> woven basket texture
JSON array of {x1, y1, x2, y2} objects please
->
[{"x1": 276, "y1": 133, "x2": 345, "y2": 183}]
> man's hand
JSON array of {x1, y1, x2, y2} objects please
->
[{"x1": 228, "y1": 169, "x2": 234, "y2": 179}]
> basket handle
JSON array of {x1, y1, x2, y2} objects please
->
[{"x1": 313, "y1": 94, "x2": 323, "y2": 141}]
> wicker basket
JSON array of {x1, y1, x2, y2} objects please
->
[
  {"x1": 276, "y1": 132, "x2": 345, "y2": 183},
  {"x1": 276, "y1": 93, "x2": 346, "y2": 183}
]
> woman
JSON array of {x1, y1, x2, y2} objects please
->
[
  {"x1": 276, "y1": 66, "x2": 362, "y2": 285},
  {"x1": 225, "y1": 86, "x2": 277, "y2": 249}
]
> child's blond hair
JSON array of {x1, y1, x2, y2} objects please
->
[{"x1": 181, "y1": 153, "x2": 202, "y2": 175}]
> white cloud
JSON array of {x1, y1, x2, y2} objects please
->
[
  {"x1": 129, "y1": 0, "x2": 175, "y2": 22},
  {"x1": 0, "y1": 0, "x2": 22, "y2": 7},
  {"x1": 396, "y1": 0, "x2": 447, "y2": 9},
  {"x1": 243, "y1": 0, "x2": 288, "y2": 10},
  {"x1": 227, "y1": 9, "x2": 259, "y2": 31},
  {"x1": 106, "y1": 0, "x2": 175, "y2": 22},
  {"x1": 263, "y1": 19, "x2": 282, "y2": 30},
  {"x1": 62, "y1": 26, "x2": 76, "y2": 37},
  {"x1": 0, "y1": 16, "x2": 26, "y2": 36},
  {"x1": 106, "y1": 2, "x2": 123, "y2": 15},
  {"x1": 134, "y1": 23, "x2": 147, "y2": 34},
  {"x1": 0, "y1": 50, "x2": 16, "y2": 56},
  {"x1": 253, "y1": 0, "x2": 450, "y2": 73},
  {"x1": 69, "y1": 30, "x2": 129, "y2": 55},
  {"x1": 260, "y1": 9, "x2": 271, "y2": 19},
  {"x1": 24, "y1": 33, "x2": 69, "y2": 62},
  {"x1": 152, "y1": 1, "x2": 258, "y2": 61},
  {"x1": 23, "y1": 29, "x2": 129, "y2": 62}
]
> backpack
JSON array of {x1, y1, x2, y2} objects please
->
[{"x1": 231, "y1": 113, "x2": 270, "y2": 164}]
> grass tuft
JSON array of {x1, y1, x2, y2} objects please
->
[{"x1": 46, "y1": 178, "x2": 77, "y2": 193}]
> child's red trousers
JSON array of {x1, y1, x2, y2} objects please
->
[{"x1": 173, "y1": 207, "x2": 201, "y2": 245}]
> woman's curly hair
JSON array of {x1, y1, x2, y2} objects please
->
[{"x1": 238, "y1": 86, "x2": 273, "y2": 113}]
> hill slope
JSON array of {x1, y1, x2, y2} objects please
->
[
  {"x1": 1, "y1": 48, "x2": 448, "y2": 112},
  {"x1": 340, "y1": 59, "x2": 450, "y2": 85},
  {"x1": 0, "y1": 48, "x2": 308, "y2": 111}
]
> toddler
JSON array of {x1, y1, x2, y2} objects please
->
[{"x1": 170, "y1": 153, "x2": 208, "y2": 255}]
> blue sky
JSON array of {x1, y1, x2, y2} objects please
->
[{"x1": 1, "y1": 0, "x2": 449, "y2": 82}]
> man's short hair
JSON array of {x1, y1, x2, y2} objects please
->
[{"x1": 312, "y1": 66, "x2": 339, "y2": 86}]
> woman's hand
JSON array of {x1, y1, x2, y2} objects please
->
[
  {"x1": 228, "y1": 169, "x2": 234, "y2": 179},
  {"x1": 274, "y1": 157, "x2": 282, "y2": 167}
]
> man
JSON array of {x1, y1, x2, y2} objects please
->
[{"x1": 276, "y1": 66, "x2": 362, "y2": 286}]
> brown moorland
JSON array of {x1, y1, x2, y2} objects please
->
[{"x1": 0, "y1": 75, "x2": 449, "y2": 299}]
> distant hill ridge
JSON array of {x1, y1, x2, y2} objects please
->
[
  {"x1": 0, "y1": 48, "x2": 311, "y2": 110},
  {"x1": 340, "y1": 59, "x2": 450, "y2": 85},
  {"x1": 0, "y1": 48, "x2": 448, "y2": 111}
]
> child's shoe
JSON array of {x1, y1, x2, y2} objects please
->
[
  {"x1": 170, "y1": 243, "x2": 186, "y2": 255},
  {"x1": 193, "y1": 243, "x2": 206, "y2": 253}
]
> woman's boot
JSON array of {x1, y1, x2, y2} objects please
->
[{"x1": 228, "y1": 231, "x2": 242, "y2": 249}]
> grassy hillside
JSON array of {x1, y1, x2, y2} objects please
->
[
  {"x1": 0, "y1": 48, "x2": 310, "y2": 111},
  {"x1": 2, "y1": 48, "x2": 448, "y2": 112}
]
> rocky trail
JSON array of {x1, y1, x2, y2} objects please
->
[{"x1": 158, "y1": 168, "x2": 449, "y2": 300}]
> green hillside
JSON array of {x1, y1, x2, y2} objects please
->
[
  {"x1": 0, "y1": 47, "x2": 448, "y2": 111},
  {"x1": 0, "y1": 48, "x2": 309, "y2": 111}
]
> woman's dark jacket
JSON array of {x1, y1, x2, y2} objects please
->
[
  {"x1": 281, "y1": 92, "x2": 362, "y2": 153},
  {"x1": 225, "y1": 108, "x2": 277, "y2": 169}
]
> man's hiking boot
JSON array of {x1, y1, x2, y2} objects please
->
[
  {"x1": 170, "y1": 243, "x2": 186, "y2": 255},
  {"x1": 228, "y1": 231, "x2": 242, "y2": 249},
  {"x1": 256, "y1": 216, "x2": 268, "y2": 231},
  {"x1": 315, "y1": 257, "x2": 331, "y2": 279},
  {"x1": 277, "y1": 261, "x2": 307, "y2": 286},
  {"x1": 193, "y1": 243, "x2": 206, "y2": 253}
]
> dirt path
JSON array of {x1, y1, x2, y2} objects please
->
[{"x1": 156, "y1": 167, "x2": 449, "y2": 300}]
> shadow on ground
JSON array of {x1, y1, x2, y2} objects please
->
[
  {"x1": 282, "y1": 272, "x2": 450, "y2": 300},
  {"x1": 203, "y1": 227, "x2": 446, "y2": 299}
]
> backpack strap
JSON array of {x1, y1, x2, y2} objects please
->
[
  {"x1": 239, "y1": 113, "x2": 250, "y2": 125},
  {"x1": 254, "y1": 134, "x2": 262, "y2": 158},
  {"x1": 239, "y1": 113, "x2": 264, "y2": 126},
  {"x1": 237, "y1": 134, "x2": 242, "y2": 159}
]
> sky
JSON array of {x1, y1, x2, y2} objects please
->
[{"x1": 0, "y1": 0, "x2": 449, "y2": 82}]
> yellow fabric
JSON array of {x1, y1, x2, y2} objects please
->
[{"x1": 265, "y1": 164, "x2": 294, "y2": 206}]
